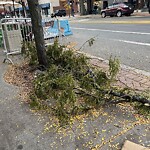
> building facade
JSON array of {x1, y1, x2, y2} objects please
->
[
  {"x1": 13, "y1": 0, "x2": 60, "y2": 17},
  {"x1": 56, "y1": 0, "x2": 79, "y2": 15},
  {"x1": 95, "y1": 0, "x2": 148, "y2": 10},
  {"x1": 84, "y1": 0, "x2": 149, "y2": 14},
  {"x1": 0, "y1": 0, "x2": 149, "y2": 18},
  {"x1": 39, "y1": 0, "x2": 61, "y2": 16}
]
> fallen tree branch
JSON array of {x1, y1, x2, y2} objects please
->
[
  {"x1": 75, "y1": 86, "x2": 150, "y2": 106},
  {"x1": 109, "y1": 90, "x2": 150, "y2": 106},
  {"x1": 74, "y1": 87, "x2": 98, "y2": 99}
]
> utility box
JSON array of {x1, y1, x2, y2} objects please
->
[{"x1": 1, "y1": 22, "x2": 22, "y2": 52}]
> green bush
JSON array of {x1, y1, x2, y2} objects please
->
[{"x1": 22, "y1": 41, "x2": 38, "y2": 66}]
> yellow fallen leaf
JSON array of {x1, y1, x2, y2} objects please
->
[{"x1": 102, "y1": 129, "x2": 106, "y2": 132}]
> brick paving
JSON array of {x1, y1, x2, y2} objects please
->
[{"x1": 90, "y1": 58, "x2": 150, "y2": 91}]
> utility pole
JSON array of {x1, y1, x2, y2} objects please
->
[
  {"x1": 148, "y1": 0, "x2": 150, "y2": 13},
  {"x1": 12, "y1": 0, "x2": 16, "y2": 17},
  {"x1": 3, "y1": 4, "x2": 6, "y2": 16},
  {"x1": 87, "y1": 0, "x2": 93, "y2": 14}
]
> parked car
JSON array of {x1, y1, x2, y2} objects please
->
[
  {"x1": 101, "y1": 2, "x2": 134, "y2": 18},
  {"x1": 51, "y1": 9, "x2": 66, "y2": 17}
]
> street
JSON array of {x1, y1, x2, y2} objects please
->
[{"x1": 67, "y1": 15, "x2": 150, "y2": 72}]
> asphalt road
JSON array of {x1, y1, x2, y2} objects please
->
[{"x1": 67, "y1": 15, "x2": 150, "y2": 72}]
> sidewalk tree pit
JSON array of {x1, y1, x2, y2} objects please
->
[{"x1": 21, "y1": 40, "x2": 150, "y2": 126}]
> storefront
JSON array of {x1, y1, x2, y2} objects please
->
[
  {"x1": 40, "y1": 3, "x2": 51, "y2": 17},
  {"x1": 100, "y1": 0, "x2": 148, "y2": 10},
  {"x1": 15, "y1": 3, "x2": 51, "y2": 17},
  {"x1": 59, "y1": 0, "x2": 79, "y2": 15}
]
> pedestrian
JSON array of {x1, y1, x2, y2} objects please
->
[
  {"x1": 93, "y1": 4, "x2": 98, "y2": 15},
  {"x1": 71, "y1": 8, "x2": 74, "y2": 17}
]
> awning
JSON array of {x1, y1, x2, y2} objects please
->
[
  {"x1": 40, "y1": 3, "x2": 50, "y2": 9},
  {"x1": 15, "y1": 3, "x2": 50, "y2": 11},
  {"x1": 15, "y1": 6, "x2": 29, "y2": 11}
]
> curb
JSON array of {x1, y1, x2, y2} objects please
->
[
  {"x1": 76, "y1": 51, "x2": 150, "y2": 91},
  {"x1": 77, "y1": 51, "x2": 150, "y2": 77},
  {"x1": 66, "y1": 11, "x2": 150, "y2": 20}
]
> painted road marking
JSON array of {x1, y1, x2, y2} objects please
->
[
  {"x1": 77, "y1": 19, "x2": 90, "y2": 22},
  {"x1": 72, "y1": 27, "x2": 150, "y2": 46},
  {"x1": 114, "y1": 39, "x2": 150, "y2": 46},
  {"x1": 72, "y1": 27, "x2": 150, "y2": 35},
  {"x1": 71, "y1": 20, "x2": 150, "y2": 24},
  {"x1": 111, "y1": 20, "x2": 150, "y2": 24}
]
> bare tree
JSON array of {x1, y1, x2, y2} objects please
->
[{"x1": 27, "y1": 0, "x2": 48, "y2": 68}]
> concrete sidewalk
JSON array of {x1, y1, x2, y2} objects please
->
[
  {"x1": 66, "y1": 11, "x2": 150, "y2": 20},
  {"x1": 0, "y1": 47, "x2": 150, "y2": 150},
  {"x1": 133, "y1": 11, "x2": 150, "y2": 16}
]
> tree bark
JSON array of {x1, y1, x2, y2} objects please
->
[
  {"x1": 79, "y1": 0, "x2": 85, "y2": 15},
  {"x1": 87, "y1": 0, "x2": 93, "y2": 14},
  {"x1": 109, "y1": 91, "x2": 150, "y2": 106},
  {"x1": 27, "y1": 0, "x2": 48, "y2": 68}
]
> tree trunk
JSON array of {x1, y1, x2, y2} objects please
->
[
  {"x1": 27, "y1": 0, "x2": 48, "y2": 68},
  {"x1": 87, "y1": 0, "x2": 93, "y2": 14},
  {"x1": 79, "y1": 0, "x2": 85, "y2": 15}
]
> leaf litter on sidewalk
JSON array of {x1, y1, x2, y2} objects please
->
[{"x1": 3, "y1": 42, "x2": 150, "y2": 150}]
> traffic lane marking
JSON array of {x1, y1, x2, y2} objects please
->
[
  {"x1": 112, "y1": 20, "x2": 150, "y2": 24},
  {"x1": 113, "y1": 39, "x2": 150, "y2": 47},
  {"x1": 71, "y1": 27, "x2": 150, "y2": 47},
  {"x1": 71, "y1": 20, "x2": 150, "y2": 24},
  {"x1": 71, "y1": 27, "x2": 150, "y2": 35}
]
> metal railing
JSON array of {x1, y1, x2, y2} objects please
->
[{"x1": 0, "y1": 17, "x2": 65, "y2": 63}]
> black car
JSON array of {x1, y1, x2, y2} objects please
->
[
  {"x1": 101, "y1": 2, "x2": 134, "y2": 18},
  {"x1": 52, "y1": 9, "x2": 66, "y2": 17}
]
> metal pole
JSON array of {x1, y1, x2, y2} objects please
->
[
  {"x1": 3, "y1": 4, "x2": 6, "y2": 16},
  {"x1": 21, "y1": 0, "x2": 27, "y2": 17},
  {"x1": 12, "y1": 0, "x2": 16, "y2": 17}
]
